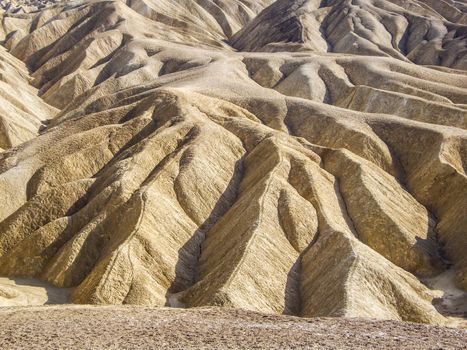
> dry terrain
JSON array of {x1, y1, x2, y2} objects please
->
[
  {"x1": 0, "y1": 0, "x2": 466, "y2": 346},
  {"x1": 0, "y1": 306, "x2": 466, "y2": 349}
]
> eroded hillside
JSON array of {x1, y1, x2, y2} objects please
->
[{"x1": 0, "y1": 0, "x2": 466, "y2": 326}]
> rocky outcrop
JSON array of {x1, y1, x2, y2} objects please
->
[
  {"x1": 0, "y1": 0, "x2": 465, "y2": 325},
  {"x1": 232, "y1": 0, "x2": 467, "y2": 70},
  {"x1": 0, "y1": 46, "x2": 56, "y2": 149}
]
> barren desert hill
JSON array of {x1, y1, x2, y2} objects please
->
[{"x1": 0, "y1": 0, "x2": 465, "y2": 330}]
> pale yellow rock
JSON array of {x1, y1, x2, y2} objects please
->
[
  {"x1": 232, "y1": 0, "x2": 467, "y2": 69},
  {"x1": 0, "y1": 0, "x2": 465, "y2": 327},
  {"x1": 0, "y1": 46, "x2": 57, "y2": 149},
  {"x1": 0, "y1": 277, "x2": 70, "y2": 306}
]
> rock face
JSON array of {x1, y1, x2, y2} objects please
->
[
  {"x1": 0, "y1": 0, "x2": 466, "y2": 325},
  {"x1": 232, "y1": 0, "x2": 467, "y2": 69},
  {"x1": 0, "y1": 46, "x2": 56, "y2": 150}
]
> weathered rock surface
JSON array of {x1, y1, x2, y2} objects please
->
[
  {"x1": 232, "y1": 0, "x2": 467, "y2": 69},
  {"x1": 0, "y1": 0, "x2": 466, "y2": 327},
  {"x1": 0, "y1": 46, "x2": 56, "y2": 149}
]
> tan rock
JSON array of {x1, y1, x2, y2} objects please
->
[{"x1": 0, "y1": 0, "x2": 465, "y2": 326}]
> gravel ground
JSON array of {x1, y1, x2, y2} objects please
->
[{"x1": 0, "y1": 306, "x2": 466, "y2": 349}]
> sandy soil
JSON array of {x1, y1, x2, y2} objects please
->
[
  {"x1": 423, "y1": 270, "x2": 467, "y2": 328},
  {"x1": 425, "y1": 270, "x2": 467, "y2": 315},
  {"x1": 0, "y1": 306, "x2": 465, "y2": 349},
  {"x1": 0, "y1": 277, "x2": 70, "y2": 306}
]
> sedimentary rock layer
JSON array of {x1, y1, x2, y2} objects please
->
[{"x1": 0, "y1": 0, "x2": 466, "y2": 325}]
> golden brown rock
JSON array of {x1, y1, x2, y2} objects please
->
[{"x1": 0, "y1": 0, "x2": 465, "y2": 327}]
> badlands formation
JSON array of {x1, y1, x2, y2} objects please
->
[{"x1": 0, "y1": 0, "x2": 466, "y2": 330}]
